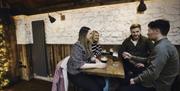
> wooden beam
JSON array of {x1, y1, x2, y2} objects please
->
[{"x1": 11, "y1": 0, "x2": 140, "y2": 15}]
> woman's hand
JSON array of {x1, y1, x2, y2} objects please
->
[
  {"x1": 91, "y1": 56, "x2": 96, "y2": 62},
  {"x1": 95, "y1": 58, "x2": 101, "y2": 63},
  {"x1": 95, "y1": 61, "x2": 107, "y2": 69}
]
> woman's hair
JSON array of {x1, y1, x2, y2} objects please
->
[
  {"x1": 91, "y1": 30, "x2": 99, "y2": 43},
  {"x1": 78, "y1": 26, "x2": 92, "y2": 57}
]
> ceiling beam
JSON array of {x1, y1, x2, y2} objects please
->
[{"x1": 8, "y1": 0, "x2": 140, "y2": 15}]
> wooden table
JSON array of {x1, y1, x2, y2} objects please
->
[{"x1": 83, "y1": 57, "x2": 125, "y2": 78}]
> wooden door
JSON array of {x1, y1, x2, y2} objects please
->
[{"x1": 31, "y1": 20, "x2": 48, "y2": 77}]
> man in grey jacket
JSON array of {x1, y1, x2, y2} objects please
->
[{"x1": 122, "y1": 19, "x2": 179, "y2": 91}]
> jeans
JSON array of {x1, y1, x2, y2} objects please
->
[{"x1": 68, "y1": 72, "x2": 105, "y2": 91}]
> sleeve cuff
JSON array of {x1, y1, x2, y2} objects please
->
[
  {"x1": 133, "y1": 76, "x2": 141, "y2": 84},
  {"x1": 131, "y1": 55, "x2": 137, "y2": 60}
]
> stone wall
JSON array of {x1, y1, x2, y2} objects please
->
[{"x1": 14, "y1": 0, "x2": 180, "y2": 44}]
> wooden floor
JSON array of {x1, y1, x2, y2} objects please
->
[
  {"x1": 2, "y1": 78, "x2": 117, "y2": 91},
  {"x1": 3, "y1": 79, "x2": 52, "y2": 91},
  {"x1": 3, "y1": 78, "x2": 179, "y2": 91}
]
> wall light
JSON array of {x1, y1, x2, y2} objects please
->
[
  {"x1": 137, "y1": 0, "x2": 147, "y2": 14},
  {"x1": 56, "y1": 12, "x2": 65, "y2": 21},
  {"x1": 48, "y1": 13, "x2": 56, "y2": 23},
  {"x1": 60, "y1": 13, "x2": 65, "y2": 21}
]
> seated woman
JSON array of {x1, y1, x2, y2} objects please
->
[
  {"x1": 91, "y1": 30, "x2": 102, "y2": 57},
  {"x1": 91, "y1": 30, "x2": 109, "y2": 91},
  {"x1": 67, "y1": 26, "x2": 106, "y2": 91}
]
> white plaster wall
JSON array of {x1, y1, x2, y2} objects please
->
[{"x1": 15, "y1": 0, "x2": 180, "y2": 44}]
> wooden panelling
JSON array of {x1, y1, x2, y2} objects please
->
[
  {"x1": 16, "y1": 44, "x2": 119, "y2": 78},
  {"x1": 16, "y1": 44, "x2": 72, "y2": 79},
  {"x1": 16, "y1": 44, "x2": 180, "y2": 79},
  {"x1": 46, "y1": 44, "x2": 72, "y2": 76},
  {"x1": 17, "y1": 45, "x2": 31, "y2": 80}
]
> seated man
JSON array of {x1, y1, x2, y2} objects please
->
[
  {"x1": 118, "y1": 24, "x2": 154, "y2": 85},
  {"x1": 123, "y1": 19, "x2": 179, "y2": 91}
]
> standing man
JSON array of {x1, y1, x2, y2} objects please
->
[
  {"x1": 118, "y1": 24, "x2": 154, "y2": 85},
  {"x1": 123, "y1": 19, "x2": 179, "y2": 91}
]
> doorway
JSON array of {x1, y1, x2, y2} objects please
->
[{"x1": 31, "y1": 20, "x2": 50, "y2": 81}]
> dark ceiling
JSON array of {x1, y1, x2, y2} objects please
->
[
  {"x1": 6, "y1": 0, "x2": 73, "y2": 9},
  {"x1": 2, "y1": 0, "x2": 139, "y2": 15}
]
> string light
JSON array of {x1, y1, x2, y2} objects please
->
[{"x1": 0, "y1": 23, "x2": 10, "y2": 89}]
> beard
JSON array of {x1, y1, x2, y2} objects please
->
[{"x1": 132, "y1": 35, "x2": 140, "y2": 41}]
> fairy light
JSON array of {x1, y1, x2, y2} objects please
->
[{"x1": 0, "y1": 24, "x2": 10, "y2": 89}]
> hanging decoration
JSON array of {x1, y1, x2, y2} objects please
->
[{"x1": 137, "y1": 0, "x2": 147, "y2": 13}]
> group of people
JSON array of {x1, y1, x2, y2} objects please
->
[{"x1": 67, "y1": 19, "x2": 180, "y2": 91}]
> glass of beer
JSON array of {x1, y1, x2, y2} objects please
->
[{"x1": 112, "y1": 52, "x2": 118, "y2": 61}]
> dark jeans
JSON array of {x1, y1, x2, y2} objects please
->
[
  {"x1": 123, "y1": 61, "x2": 145, "y2": 85},
  {"x1": 172, "y1": 76, "x2": 180, "y2": 91},
  {"x1": 118, "y1": 84, "x2": 156, "y2": 91},
  {"x1": 112, "y1": 61, "x2": 150, "y2": 91},
  {"x1": 68, "y1": 72, "x2": 105, "y2": 91}
]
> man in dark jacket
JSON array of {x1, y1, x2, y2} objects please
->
[
  {"x1": 122, "y1": 19, "x2": 179, "y2": 91},
  {"x1": 118, "y1": 24, "x2": 154, "y2": 85}
]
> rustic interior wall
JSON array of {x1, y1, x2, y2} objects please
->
[{"x1": 14, "y1": 0, "x2": 180, "y2": 44}]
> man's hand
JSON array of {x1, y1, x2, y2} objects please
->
[
  {"x1": 122, "y1": 52, "x2": 132, "y2": 59},
  {"x1": 130, "y1": 78, "x2": 135, "y2": 85},
  {"x1": 135, "y1": 63, "x2": 145, "y2": 68}
]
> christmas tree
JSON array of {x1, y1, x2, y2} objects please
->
[{"x1": 0, "y1": 24, "x2": 9, "y2": 89}]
